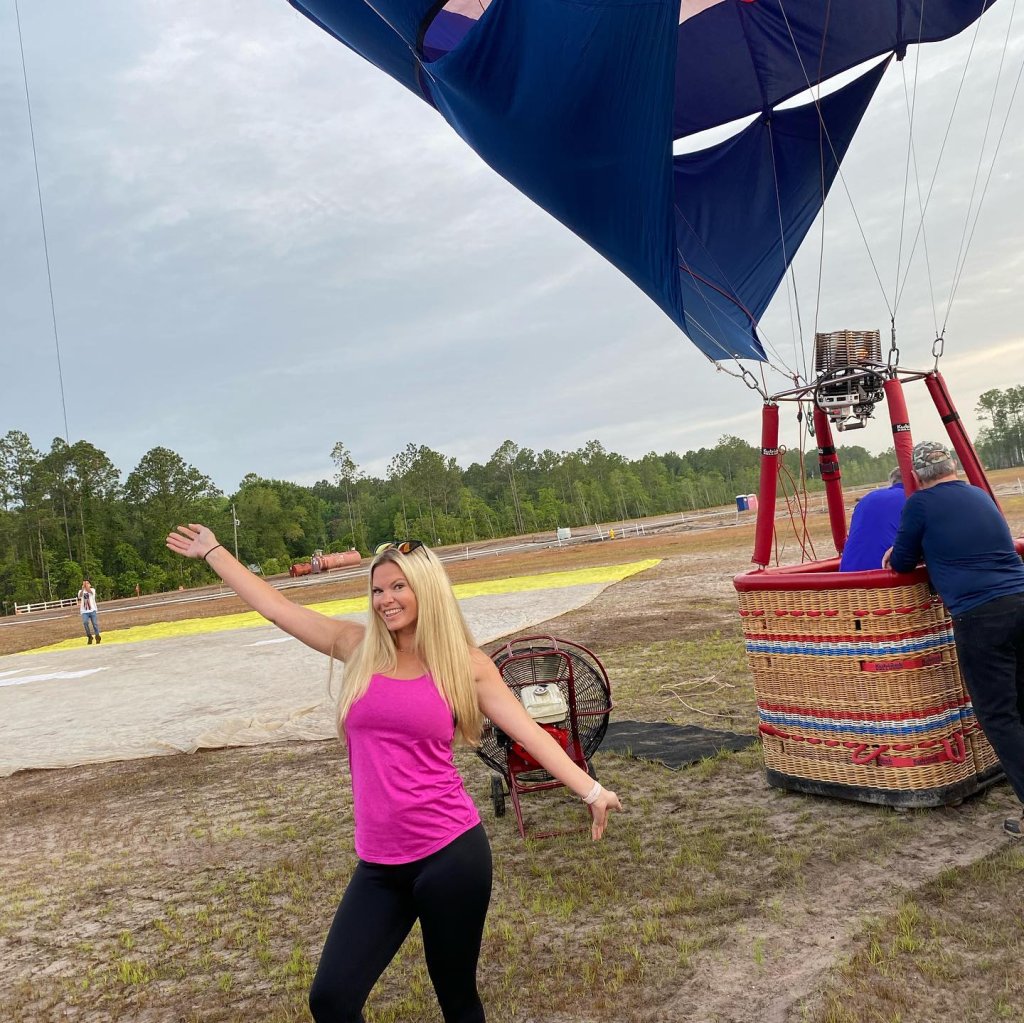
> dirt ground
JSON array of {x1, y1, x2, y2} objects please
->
[{"x1": 2, "y1": 500, "x2": 1023, "y2": 1023}]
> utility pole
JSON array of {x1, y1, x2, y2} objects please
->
[{"x1": 231, "y1": 503, "x2": 240, "y2": 562}]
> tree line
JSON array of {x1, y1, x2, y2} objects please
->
[
  {"x1": 975, "y1": 386, "x2": 1024, "y2": 469},
  {"x1": 2, "y1": 384, "x2": 1018, "y2": 610}
]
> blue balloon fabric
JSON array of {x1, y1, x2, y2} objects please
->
[{"x1": 288, "y1": 0, "x2": 999, "y2": 362}]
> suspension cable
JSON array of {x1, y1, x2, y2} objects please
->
[
  {"x1": 943, "y1": 0, "x2": 1023, "y2": 331},
  {"x1": 709, "y1": 358, "x2": 770, "y2": 399},
  {"x1": 673, "y1": 196, "x2": 802, "y2": 383},
  {"x1": 810, "y1": 2, "x2": 833, "y2": 350},
  {"x1": 899, "y1": 63, "x2": 940, "y2": 340},
  {"x1": 891, "y1": 3, "x2": 926, "y2": 313},
  {"x1": 15, "y1": 0, "x2": 71, "y2": 445},
  {"x1": 14, "y1": 0, "x2": 89, "y2": 567},
  {"x1": 767, "y1": 122, "x2": 810, "y2": 385},
  {"x1": 893, "y1": 0, "x2": 990, "y2": 310},
  {"x1": 775, "y1": 0, "x2": 894, "y2": 319}
]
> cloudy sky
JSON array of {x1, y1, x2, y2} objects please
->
[{"x1": 2, "y1": 0, "x2": 1023, "y2": 494}]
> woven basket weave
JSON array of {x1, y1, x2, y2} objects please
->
[{"x1": 735, "y1": 564, "x2": 1002, "y2": 806}]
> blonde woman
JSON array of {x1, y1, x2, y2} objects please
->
[{"x1": 166, "y1": 525, "x2": 622, "y2": 1023}]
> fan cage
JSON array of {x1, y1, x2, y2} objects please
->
[{"x1": 477, "y1": 636, "x2": 612, "y2": 779}]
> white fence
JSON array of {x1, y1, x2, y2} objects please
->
[{"x1": 14, "y1": 597, "x2": 80, "y2": 615}]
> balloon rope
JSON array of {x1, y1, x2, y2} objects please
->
[
  {"x1": 14, "y1": 0, "x2": 71, "y2": 446},
  {"x1": 891, "y1": 4, "x2": 926, "y2": 316},
  {"x1": 766, "y1": 123, "x2": 810, "y2": 385},
  {"x1": 943, "y1": 0, "x2": 1024, "y2": 333},
  {"x1": 898, "y1": 63, "x2": 940, "y2": 341},
  {"x1": 892, "y1": 0, "x2": 990, "y2": 312},
  {"x1": 775, "y1": 2, "x2": 894, "y2": 318}
]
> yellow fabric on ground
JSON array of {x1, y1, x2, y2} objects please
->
[{"x1": 24, "y1": 559, "x2": 660, "y2": 655}]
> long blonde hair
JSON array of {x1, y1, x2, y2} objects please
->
[{"x1": 334, "y1": 545, "x2": 483, "y2": 745}]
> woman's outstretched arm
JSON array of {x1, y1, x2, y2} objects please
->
[
  {"x1": 166, "y1": 523, "x2": 364, "y2": 659},
  {"x1": 471, "y1": 648, "x2": 623, "y2": 840}
]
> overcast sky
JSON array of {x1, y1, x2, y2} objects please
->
[{"x1": 2, "y1": 1, "x2": 1023, "y2": 494}]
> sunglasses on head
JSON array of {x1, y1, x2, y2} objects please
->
[{"x1": 374, "y1": 540, "x2": 424, "y2": 556}]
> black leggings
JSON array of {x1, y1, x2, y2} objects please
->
[{"x1": 309, "y1": 823, "x2": 492, "y2": 1023}]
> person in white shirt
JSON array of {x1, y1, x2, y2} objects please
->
[{"x1": 77, "y1": 580, "x2": 101, "y2": 645}]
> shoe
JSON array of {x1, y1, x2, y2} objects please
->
[
  {"x1": 96, "y1": 635, "x2": 102, "y2": 644},
  {"x1": 1004, "y1": 814, "x2": 1023, "y2": 839},
  {"x1": 87, "y1": 635, "x2": 93, "y2": 645}
]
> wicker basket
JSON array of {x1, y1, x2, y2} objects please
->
[{"x1": 735, "y1": 561, "x2": 1003, "y2": 806}]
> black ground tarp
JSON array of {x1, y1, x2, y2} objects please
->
[{"x1": 600, "y1": 720, "x2": 755, "y2": 770}]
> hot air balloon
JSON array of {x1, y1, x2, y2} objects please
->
[
  {"x1": 286, "y1": 0, "x2": 1023, "y2": 808},
  {"x1": 287, "y1": 0, "x2": 999, "y2": 360}
]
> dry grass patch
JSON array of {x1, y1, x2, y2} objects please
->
[
  {"x1": 7, "y1": 718, "x2": 1002, "y2": 1023},
  {"x1": 601, "y1": 628, "x2": 754, "y2": 730},
  {"x1": 2, "y1": 737, "x2": 950, "y2": 1023},
  {"x1": 804, "y1": 844, "x2": 1024, "y2": 1023}
]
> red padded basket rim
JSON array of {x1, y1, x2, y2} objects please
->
[
  {"x1": 734, "y1": 563, "x2": 927, "y2": 592},
  {"x1": 734, "y1": 539, "x2": 1024, "y2": 593}
]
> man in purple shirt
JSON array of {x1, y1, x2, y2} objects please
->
[{"x1": 883, "y1": 441, "x2": 1024, "y2": 838}]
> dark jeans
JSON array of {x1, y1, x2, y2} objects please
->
[
  {"x1": 952, "y1": 591, "x2": 1024, "y2": 804},
  {"x1": 309, "y1": 823, "x2": 491, "y2": 1023}
]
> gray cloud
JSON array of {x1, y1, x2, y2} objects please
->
[{"x1": 2, "y1": 1, "x2": 1022, "y2": 493}]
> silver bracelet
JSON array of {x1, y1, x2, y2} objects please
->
[{"x1": 582, "y1": 780, "x2": 603, "y2": 805}]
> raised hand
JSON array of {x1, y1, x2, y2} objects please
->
[{"x1": 166, "y1": 523, "x2": 220, "y2": 561}]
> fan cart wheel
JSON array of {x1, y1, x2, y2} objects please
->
[{"x1": 491, "y1": 774, "x2": 506, "y2": 817}]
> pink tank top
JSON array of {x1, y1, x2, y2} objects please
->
[{"x1": 345, "y1": 673, "x2": 480, "y2": 864}]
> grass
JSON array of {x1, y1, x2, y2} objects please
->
[
  {"x1": 6, "y1": 711, "x2": 1002, "y2": 1023},
  {"x1": 804, "y1": 845, "x2": 1024, "y2": 1023},
  {"x1": 3, "y1": 497, "x2": 1024, "y2": 1021},
  {"x1": 601, "y1": 628, "x2": 755, "y2": 731}
]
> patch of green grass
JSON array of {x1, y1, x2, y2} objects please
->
[
  {"x1": 804, "y1": 845, "x2": 1024, "y2": 1023},
  {"x1": 601, "y1": 632, "x2": 754, "y2": 731},
  {"x1": 113, "y1": 956, "x2": 152, "y2": 985}
]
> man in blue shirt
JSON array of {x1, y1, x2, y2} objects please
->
[
  {"x1": 839, "y1": 467, "x2": 905, "y2": 572},
  {"x1": 883, "y1": 441, "x2": 1024, "y2": 838}
]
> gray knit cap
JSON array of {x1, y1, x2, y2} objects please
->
[{"x1": 911, "y1": 440, "x2": 953, "y2": 471}]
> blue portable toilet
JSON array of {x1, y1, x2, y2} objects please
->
[{"x1": 735, "y1": 495, "x2": 749, "y2": 512}]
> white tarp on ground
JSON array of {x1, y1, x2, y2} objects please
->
[{"x1": 0, "y1": 584, "x2": 607, "y2": 777}]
